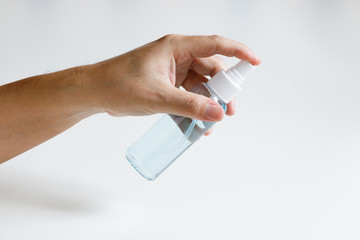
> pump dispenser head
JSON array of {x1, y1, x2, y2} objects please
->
[
  {"x1": 207, "y1": 60, "x2": 255, "y2": 103},
  {"x1": 234, "y1": 60, "x2": 255, "y2": 78}
]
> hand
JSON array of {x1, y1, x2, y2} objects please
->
[
  {"x1": 81, "y1": 35, "x2": 261, "y2": 125},
  {"x1": 0, "y1": 34, "x2": 261, "y2": 163}
]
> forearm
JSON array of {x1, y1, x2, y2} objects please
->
[{"x1": 0, "y1": 66, "x2": 99, "y2": 163}]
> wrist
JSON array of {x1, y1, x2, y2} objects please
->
[{"x1": 68, "y1": 65, "x2": 107, "y2": 116}]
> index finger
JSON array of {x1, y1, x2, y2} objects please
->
[{"x1": 176, "y1": 35, "x2": 261, "y2": 65}]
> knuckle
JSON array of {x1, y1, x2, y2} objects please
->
[
  {"x1": 160, "y1": 34, "x2": 179, "y2": 43},
  {"x1": 208, "y1": 35, "x2": 223, "y2": 53},
  {"x1": 209, "y1": 34, "x2": 222, "y2": 42}
]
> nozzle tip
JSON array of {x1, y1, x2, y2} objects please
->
[{"x1": 234, "y1": 60, "x2": 255, "y2": 78}]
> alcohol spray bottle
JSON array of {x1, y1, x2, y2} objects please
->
[{"x1": 126, "y1": 60, "x2": 255, "y2": 180}]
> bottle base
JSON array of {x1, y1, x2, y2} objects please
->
[{"x1": 126, "y1": 151, "x2": 156, "y2": 181}]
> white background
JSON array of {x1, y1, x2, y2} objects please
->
[{"x1": 1, "y1": 0, "x2": 360, "y2": 239}]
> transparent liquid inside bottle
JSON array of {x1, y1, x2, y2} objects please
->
[{"x1": 126, "y1": 83, "x2": 226, "y2": 180}]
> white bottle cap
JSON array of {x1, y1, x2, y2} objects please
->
[{"x1": 207, "y1": 60, "x2": 255, "y2": 103}]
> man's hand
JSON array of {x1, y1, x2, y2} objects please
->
[
  {"x1": 82, "y1": 34, "x2": 261, "y2": 121},
  {"x1": 0, "y1": 34, "x2": 261, "y2": 163}
]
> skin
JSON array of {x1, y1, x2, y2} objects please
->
[{"x1": 0, "y1": 34, "x2": 261, "y2": 164}]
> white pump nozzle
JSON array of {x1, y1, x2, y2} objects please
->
[
  {"x1": 207, "y1": 60, "x2": 256, "y2": 103},
  {"x1": 233, "y1": 60, "x2": 255, "y2": 78}
]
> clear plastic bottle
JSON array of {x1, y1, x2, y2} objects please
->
[{"x1": 126, "y1": 60, "x2": 256, "y2": 180}]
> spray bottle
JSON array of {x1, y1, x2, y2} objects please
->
[{"x1": 126, "y1": 60, "x2": 255, "y2": 180}]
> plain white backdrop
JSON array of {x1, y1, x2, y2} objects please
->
[{"x1": 1, "y1": 0, "x2": 360, "y2": 239}]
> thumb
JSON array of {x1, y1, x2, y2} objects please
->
[{"x1": 160, "y1": 87, "x2": 225, "y2": 121}]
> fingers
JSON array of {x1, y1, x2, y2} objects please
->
[
  {"x1": 183, "y1": 57, "x2": 236, "y2": 116},
  {"x1": 180, "y1": 71, "x2": 236, "y2": 116},
  {"x1": 175, "y1": 35, "x2": 261, "y2": 65},
  {"x1": 159, "y1": 86, "x2": 224, "y2": 122},
  {"x1": 156, "y1": 35, "x2": 255, "y2": 120},
  {"x1": 190, "y1": 56, "x2": 227, "y2": 77},
  {"x1": 182, "y1": 56, "x2": 227, "y2": 92},
  {"x1": 226, "y1": 98, "x2": 236, "y2": 116},
  {"x1": 181, "y1": 70, "x2": 208, "y2": 91}
]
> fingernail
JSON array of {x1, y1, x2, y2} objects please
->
[
  {"x1": 253, "y1": 52, "x2": 261, "y2": 63},
  {"x1": 205, "y1": 103, "x2": 223, "y2": 121}
]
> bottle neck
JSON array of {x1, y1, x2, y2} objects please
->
[{"x1": 204, "y1": 82, "x2": 228, "y2": 108}]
